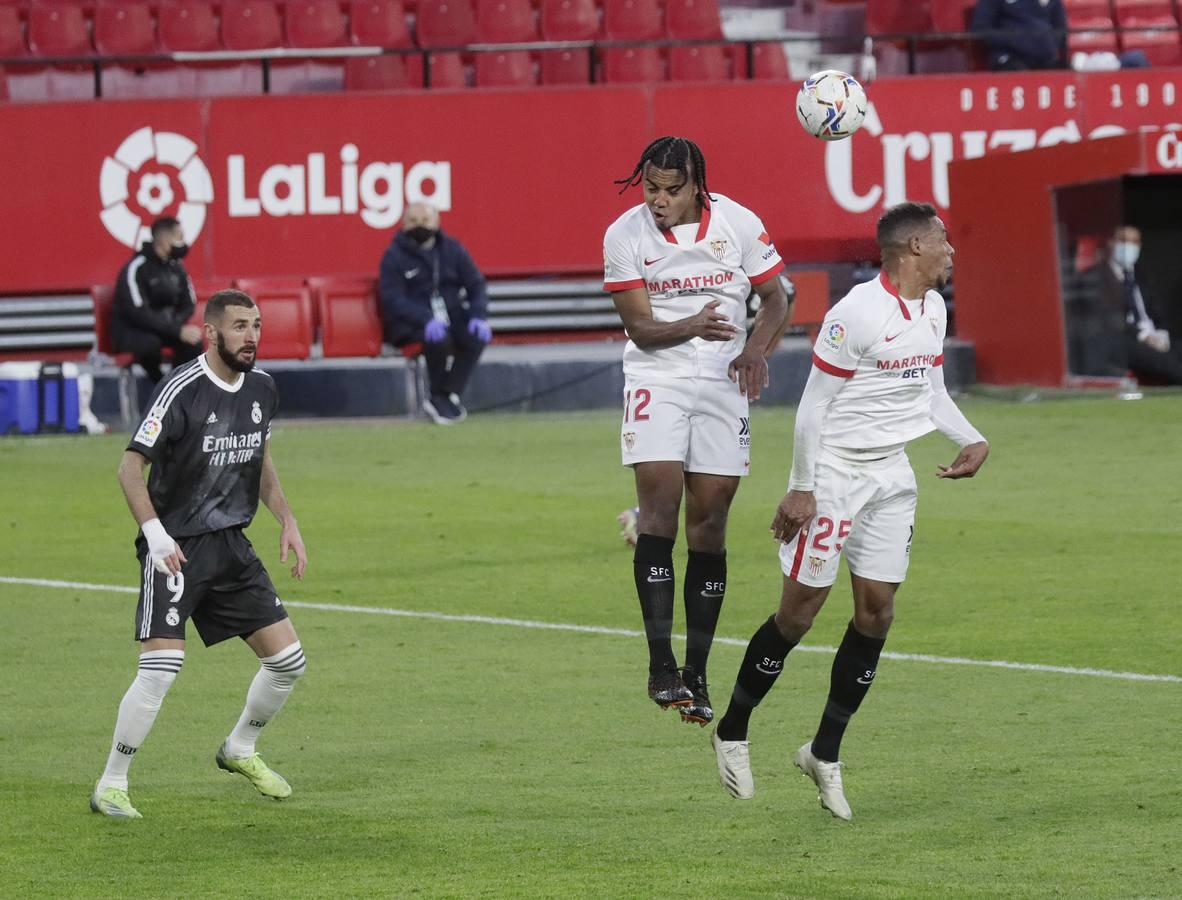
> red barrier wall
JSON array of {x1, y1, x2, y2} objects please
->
[
  {"x1": 1, "y1": 70, "x2": 1180, "y2": 294},
  {"x1": 949, "y1": 132, "x2": 1175, "y2": 385}
]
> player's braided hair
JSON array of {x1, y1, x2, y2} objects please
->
[{"x1": 614, "y1": 136, "x2": 713, "y2": 205}]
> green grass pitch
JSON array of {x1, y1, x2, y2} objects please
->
[{"x1": 0, "y1": 396, "x2": 1179, "y2": 898}]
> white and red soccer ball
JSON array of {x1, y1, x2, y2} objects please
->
[{"x1": 796, "y1": 70, "x2": 868, "y2": 141}]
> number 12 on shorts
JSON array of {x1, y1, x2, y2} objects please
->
[{"x1": 623, "y1": 389, "x2": 651, "y2": 423}]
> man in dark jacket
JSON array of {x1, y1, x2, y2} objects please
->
[
  {"x1": 1069, "y1": 225, "x2": 1182, "y2": 384},
  {"x1": 971, "y1": 0, "x2": 1067, "y2": 71},
  {"x1": 379, "y1": 202, "x2": 492, "y2": 424},
  {"x1": 112, "y1": 216, "x2": 203, "y2": 383}
]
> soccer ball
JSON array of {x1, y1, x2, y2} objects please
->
[{"x1": 795, "y1": 70, "x2": 868, "y2": 141}]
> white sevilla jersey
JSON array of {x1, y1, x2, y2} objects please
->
[
  {"x1": 812, "y1": 271, "x2": 947, "y2": 452},
  {"x1": 603, "y1": 194, "x2": 784, "y2": 379}
]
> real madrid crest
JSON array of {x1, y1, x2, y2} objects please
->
[
  {"x1": 709, "y1": 239, "x2": 728, "y2": 262},
  {"x1": 251, "y1": 400, "x2": 262, "y2": 424}
]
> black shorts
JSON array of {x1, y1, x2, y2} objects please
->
[{"x1": 134, "y1": 528, "x2": 289, "y2": 646}]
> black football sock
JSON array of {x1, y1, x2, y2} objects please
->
[
  {"x1": 633, "y1": 533, "x2": 677, "y2": 676},
  {"x1": 811, "y1": 621, "x2": 887, "y2": 762},
  {"x1": 715, "y1": 615, "x2": 796, "y2": 741},
  {"x1": 683, "y1": 549, "x2": 726, "y2": 679}
]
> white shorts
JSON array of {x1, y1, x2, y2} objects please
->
[
  {"x1": 620, "y1": 375, "x2": 750, "y2": 477},
  {"x1": 779, "y1": 446, "x2": 918, "y2": 587}
]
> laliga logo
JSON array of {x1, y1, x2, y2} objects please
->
[{"x1": 100, "y1": 127, "x2": 213, "y2": 248}]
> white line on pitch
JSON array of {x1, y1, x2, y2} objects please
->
[{"x1": 3, "y1": 575, "x2": 1179, "y2": 685}]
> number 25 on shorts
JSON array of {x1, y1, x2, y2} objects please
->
[
  {"x1": 623, "y1": 389, "x2": 651, "y2": 423},
  {"x1": 812, "y1": 517, "x2": 852, "y2": 552}
]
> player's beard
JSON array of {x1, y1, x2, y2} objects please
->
[{"x1": 215, "y1": 330, "x2": 256, "y2": 373}]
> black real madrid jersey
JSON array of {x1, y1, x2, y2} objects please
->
[{"x1": 127, "y1": 355, "x2": 279, "y2": 538}]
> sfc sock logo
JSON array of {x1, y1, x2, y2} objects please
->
[{"x1": 100, "y1": 127, "x2": 213, "y2": 250}]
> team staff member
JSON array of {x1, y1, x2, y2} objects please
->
[
  {"x1": 91, "y1": 290, "x2": 309, "y2": 819},
  {"x1": 971, "y1": 0, "x2": 1067, "y2": 71},
  {"x1": 379, "y1": 202, "x2": 492, "y2": 425},
  {"x1": 711, "y1": 202, "x2": 989, "y2": 819},
  {"x1": 605, "y1": 136, "x2": 789, "y2": 727},
  {"x1": 112, "y1": 216, "x2": 203, "y2": 384}
]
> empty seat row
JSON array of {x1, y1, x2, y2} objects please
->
[
  {"x1": 348, "y1": 41, "x2": 785, "y2": 89},
  {"x1": 91, "y1": 276, "x2": 377, "y2": 362},
  {"x1": 865, "y1": 0, "x2": 1182, "y2": 34},
  {"x1": 0, "y1": 0, "x2": 724, "y2": 60},
  {"x1": 0, "y1": 38, "x2": 786, "y2": 100}
]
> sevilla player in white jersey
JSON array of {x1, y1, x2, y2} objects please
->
[
  {"x1": 604, "y1": 136, "x2": 790, "y2": 726},
  {"x1": 711, "y1": 202, "x2": 989, "y2": 818}
]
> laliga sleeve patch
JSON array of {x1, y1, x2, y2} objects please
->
[
  {"x1": 134, "y1": 414, "x2": 163, "y2": 447},
  {"x1": 822, "y1": 321, "x2": 847, "y2": 352}
]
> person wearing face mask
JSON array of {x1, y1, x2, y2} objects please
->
[
  {"x1": 1073, "y1": 225, "x2": 1182, "y2": 385},
  {"x1": 378, "y1": 202, "x2": 492, "y2": 424},
  {"x1": 111, "y1": 216, "x2": 203, "y2": 385}
]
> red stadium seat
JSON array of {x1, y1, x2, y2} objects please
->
[
  {"x1": 750, "y1": 40, "x2": 789, "y2": 79},
  {"x1": 276, "y1": 0, "x2": 349, "y2": 93},
  {"x1": 345, "y1": 54, "x2": 412, "y2": 88},
  {"x1": 349, "y1": 0, "x2": 411, "y2": 47},
  {"x1": 603, "y1": 0, "x2": 661, "y2": 39},
  {"x1": 94, "y1": 0, "x2": 155, "y2": 54},
  {"x1": 669, "y1": 44, "x2": 729, "y2": 81},
  {"x1": 865, "y1": 0, "x2": 931, "y2": 35},
  {"x1": 1067, "y1": 14, "x2": 1119, "y2": 52},
  {"x1": 94, "y1": 0, "x2": 171, "y2": 98},
  {"x1": 27, "y1": 2, "x2": 91, "y2": 55},
  {"x1": 427, "y1": 51, "x2": 466, "y2": 86},
  {"x1": 930, "y1": 0, "x2": 974, "y2": 32},
  {"x1": 221, "y1": 0, "x2": 283, "y2": 51},
  {"x1": 160, "y1": 1, "x2": 267, "y2": 95},
  {"x1": 1120, "y1": 15, "x2": 1182, "y2": 64},
  {"x1": 1063, "y1": 0, "x2": 1115, "y2": 17},
  {"x1": 601, "y1": 46, "x2": 664, "y2": 82},
  {"x1": 159, "y1": 0, "x2": 221, "y2": 52},
  {"x1": 21, "y1": 3, "x2": 93, "y2": 100},
  {"x1": 786, "y1": 269, "x2": 831, "y2": 336},
  {"x1": 0, "y1": 6, "x2": 26, "y2": 57},
  {"x1": 1112, "y1": 0, "x2": 1176, "y2": 22},
  {"x1": 90, "y1": 285, "x2": 133, "y2": 366},
  {"x1": 0, "y1": 65, "x2": 7, "y2": 101},
  {"x1": 476, "y1": 50, "x2": 534, "y2": 86},
  {"x1": 232, "y1": 278, "x2": 314, "y2": 360},
  {"x1": 309, "y1": 277, "x2": 384, "y2": 358},
  {"x1": 285, "y1": 0, "x2": 348, "y2": 47},
  {"x1": 415, "y1": 0, "x2": 476, "y2": 46},
  {"x1": 539, "y1": 47, "x2": 590, "y2": 83},
  {"x1": 665, "y1": 0, "x2": 721, "y2": 39},
  {"x1": 541, "y1": 0, "x2": 597, "y2": 39},
  {"x1": 477, "y1": 0, "x2": 537, "y2": 41}
]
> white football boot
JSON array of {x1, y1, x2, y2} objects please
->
[
  {"x1": 712, "y1": 729, "x2": 755, "y2": 800},
  {"x1": 793, "y1": 741, "x2": 852, "y2": 820}
]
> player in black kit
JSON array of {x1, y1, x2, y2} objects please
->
[{"x1": 91, "y1": 290, "x2": 310, "y2": 819}]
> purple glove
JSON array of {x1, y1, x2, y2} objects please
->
[
  {"x1": 468, "y1": 318, "x2": 492, "y2": 344},
  {"x1": 423, "y1": 318, "x2": 448, "y2": 343}
]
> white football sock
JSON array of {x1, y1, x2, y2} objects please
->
[
  {"x1": 224, "y1": 642, "x2": 306, "y2": 758},
  {"x1": 97, "y1": 650, "x2": 184, "y2": 792}
]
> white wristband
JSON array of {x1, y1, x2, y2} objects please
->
[{"x1": 141, "y1": 518, "x2": 176, "y2": 574}]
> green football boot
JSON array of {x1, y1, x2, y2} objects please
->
[
  {"x1": 216, "y1": 744, "x2": 292, "y2": 799},
  {"x1": 90, "y1": 786, "x2": 143, "y2": 819}
]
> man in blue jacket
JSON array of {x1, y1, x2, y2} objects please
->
[
  {"x1": 379, "y1": 203, "x2": 492, "y2": 424},
  {"x1": 971, "y1": 0, "x2": 1067, "y2": 71}
]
